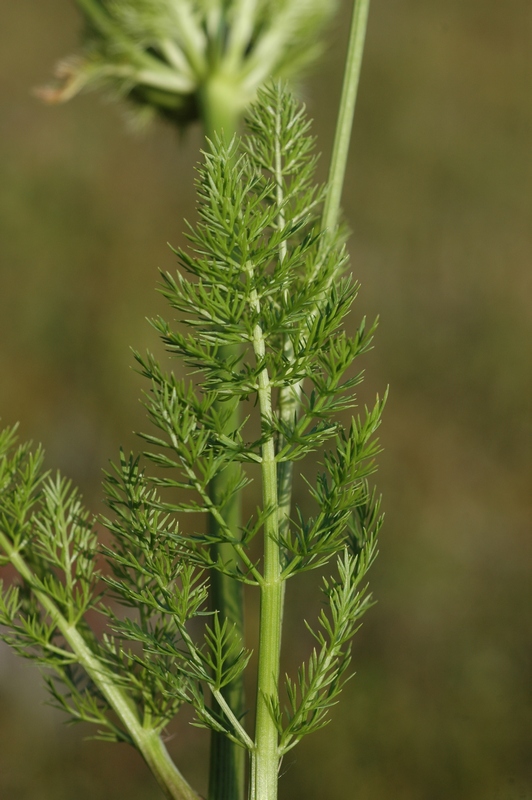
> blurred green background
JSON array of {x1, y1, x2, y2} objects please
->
[{"x1": 0, "y1": 1, "x2": 530, "y2": 798}]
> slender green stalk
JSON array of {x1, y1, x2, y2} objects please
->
[
  {"x1": 247, "y1": 273, "x2": 283, "y2": 800},
  {"x1": 322, "y1": 0, "x2": 371, "y2": 237},
  {"x1": 198, "y1": 74, "x2": 246, "y2": 800},
  {"x1": 0, "y1": 530, "x2": 199, "y2": 800},
  {"x1": 277, "y1": 0, "x2": 372, "y2": 605}
]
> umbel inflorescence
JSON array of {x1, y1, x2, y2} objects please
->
[
  {"x1": 40, "y1": 0, "x2": 339, "y2": 127},
  {"x1": 0, "y1": 83, "x2": 383, "y2": 800}
]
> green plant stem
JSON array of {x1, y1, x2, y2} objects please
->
[
  {"x1": 277, "y1": 0, "x2": 372, "y2": 565},
  {"x1": 248, "y1": 276, "x2": 282, "y2": 800},
  {"x1": 0, "y1": 530, "x2": 199, "y2": 800},
  {"x1": 198, "y1": 73, "x2": 246, "y2": 800},
  {"x1": 321, "y1": 0, "x2": 371, "y2": 238}
]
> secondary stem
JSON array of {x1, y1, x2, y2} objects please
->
[{"x1": 0, "y1": 531, "x2": 199, "y2": 800}]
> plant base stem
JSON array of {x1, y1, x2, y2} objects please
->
[{"x1": 198, "y1": 77, "x2": 246, "y2": 800}]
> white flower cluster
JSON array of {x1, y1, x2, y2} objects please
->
[{"x1": 40, "y1": 0, "x2": 338, "y2": 128}]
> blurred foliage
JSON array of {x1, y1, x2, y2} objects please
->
[{"x1": 0, "y1": 0, "x2": 530, "y2": 798}]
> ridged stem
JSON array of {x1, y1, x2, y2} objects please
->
[{"x1": 247, "y1": 273, "x2": 282, "y2": 800}]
